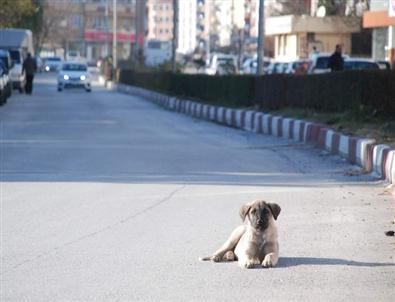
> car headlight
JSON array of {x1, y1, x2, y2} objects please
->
[
  {"x1": 63, "y1": 75, "x2": 69, "y2": 80},
  {"x1": 45, "y1": 66, "x2": 50, "y2": 71},
  {"x1": 80, "y1": 75, "x2": 86, "y2": 81}
]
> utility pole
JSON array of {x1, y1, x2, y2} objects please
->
[
  {"x1": 112, "y1": 0, "x2": 117, "y2": 69},
  {"x1": 257, "y1": 0, "x2": 265, "y2": 75},
  {"x1": 172, "y1": 0, "x2": 178, "y2": 73},
  {"x1": 81, "y1": 0, "x2": 86, "y2": 58},
  {"x1": 105, "y1": 0, "x2": 110, "y2": 57}
]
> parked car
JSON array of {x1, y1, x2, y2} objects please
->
[
  {"x1": 0, "y1": 60, "x2": 12, "y2": 99},
  {"x1": 376, "y1": 60, "x2": 391, "y2": 70},
  {"x1": 57, "y1": 61, "x2": 91, "y2": 92},
  {"x1": 343, "y1": 58, "x2": 380, "y2": 70},
  {"x1": 44, "y1": 56, "x2": 62, "y2": 71},
  {"x1": 0, "y1": 64, "x2": 8, "y2": 105},
  {"x1": 308, "y1": 53, "x2": 349, "y2": 74},
  {"x1": 284, "y1": 59, "x2": 310, "y2": 74},
  {"x1": 8, "y1": 48, "x2": 26, "y2": 92},
  {"x1": 0, "y1": 29, "x2": 34, "y2": 93},
  {"x1": 0, "y1": 49, "x2": 13, "y2": 97},
  {"x1": 242, "y1": 57, "x2": 271, "y2": 74},
  {"x1": 206, "y1": 53, "x2": 238, "y2": 75}
]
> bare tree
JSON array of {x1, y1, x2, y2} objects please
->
[
  {"x1": 0, "y1": 0, "x2": 37, "y2": 28},
  {"x1": 267, "y1": 0, "x2": 311, "y2": 16},
  {"x1": 35, "y1": 1, "x2": 75, "y2": 54}
]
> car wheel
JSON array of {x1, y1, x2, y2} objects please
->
[
  {"x1": 57, "y1": 87, "x2": 62, "y2": 92},
  {"x1": 86, "y1": 88, "x2": 91, "y2": 92}
]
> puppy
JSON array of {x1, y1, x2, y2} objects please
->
[{"x1": 200, "y1": 200, "x2": 281, "y2": 268}]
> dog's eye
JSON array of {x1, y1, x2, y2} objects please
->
[{"x1": 251, "y1": 209, "x2": 257, "y2": 214}]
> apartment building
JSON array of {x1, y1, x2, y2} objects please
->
[
  {"x1": 146, "y1": 0, "x2": 173, "y2": 42},
  {"x1": 43, "y1": 0, "x2": 137, "y2": 61},
  {"x1": 363, "y1": 0, "x2": 395, "y2": 62}
]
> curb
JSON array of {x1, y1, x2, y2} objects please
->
[{"x1": 112, "y1": 82, "x2": 395, "y2": 187}]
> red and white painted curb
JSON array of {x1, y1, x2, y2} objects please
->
[{"x1": 115, "y1": 83, "x2": 395, "y2": 186}]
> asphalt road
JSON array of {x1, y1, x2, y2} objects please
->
[{"x1": 1, "y1": 73, "x2": 394, "y2": 302}]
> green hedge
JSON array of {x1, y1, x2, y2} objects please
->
[{"x1": 118, "y1": 69, "x2": 395, "y2": 118}]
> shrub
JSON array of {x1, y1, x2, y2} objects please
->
[{"x1": 118, "y1": 69, "x2": 395, "y2": 118}]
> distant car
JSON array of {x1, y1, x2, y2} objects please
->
[
  {"x1": 343, "y1": 58, "x2": 380, "y2": 70},
  {"x1": 66, "y1": 50, "x2": 81, "y2": 61},
  {"x1": 57, "y1": 62, "x2": 91, "y2": 92},
  {"x1": 35, "y1": 55, "x2": 44, "y2": 72},
  {"x1": 216, "y1": 60, "x2": 237, "y2": 75},
  {"x1": 308, "y1": 53, "x2": 349, "y2": 74},
  {"x1": 376, "y1": 60, "x2": 391, "y2": 70},
  {"x1": 206, "y1": 53, "x2": 238, "y2": 75},
  {"x1": 284, "y1": 59, "x2": 310, "y2": 74},
  {"x1": 242, "y1": 58, "x2": 271, "y2": 74},
  {"x1": 44, "y1": 57, "x2": 62, "y2": 72}
]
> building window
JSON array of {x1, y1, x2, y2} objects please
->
[
  {"x1": 94, "y1": 16, "x2": 106, "y2": 29},
  {"x1": 71, "y1": 14, "x2": 82, "y2": 28}
]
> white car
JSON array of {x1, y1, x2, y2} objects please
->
[
  {"x1": 57, "y1": 62, "x2": 91, "y2": 92},
  {"x1": 44, "y1": 57, "x2": 62, "y2": 72},
  {"x1": 206, "y1": 53, "x2": 238, "y2": 75},
  {"x1": 307, "y1": 53, "x2": 349, "y2": 74}
]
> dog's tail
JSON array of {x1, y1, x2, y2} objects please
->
[{"x1": 199, "y1": 256, "x2": 212, "y2": 261}]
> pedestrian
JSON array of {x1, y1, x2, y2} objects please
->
[
  {"x1": 22, "y1": 53, "x2": 37, "y2": 94},
  {"x1": 327, "y1": 44, "x2": 344, "y2": 71}
]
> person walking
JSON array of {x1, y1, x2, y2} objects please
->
[
  {"x1": 22, "y1": 53, "x2": 37, "y2": 94},
  {"x1": 328, "y1": 44, "x2": 344, "y2": 71}
]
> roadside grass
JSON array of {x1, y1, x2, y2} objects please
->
[{"x1": 268, "y1": 108, "x2": 395, "y2": 147}]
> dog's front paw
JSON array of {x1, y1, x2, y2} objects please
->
[
  {"x1": 212, "y1": 254, "x2": 222, "y2": 262},
  {"x1": 262, "y1": 254, "x2": 277, "y2": 268},
  {"x1": 223, "y1": 251, "x2": 236, "y2": 262},
  {"x1": 243, "y1": 259, "x2": 258, "y2": 269}
]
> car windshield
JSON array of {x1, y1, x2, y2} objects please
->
[
  {"x1": 9, "y1": 50, "x2": 21, "y2": 63},
  {"x1": 217, "y1": 58, "x2": 234, "y2": 65},
  {"x1": 62, "y1": 64, "x2": 87, "y2": 71},
  {"x1": 47, "y1": 57, "x2": 61, "y2": 62}
]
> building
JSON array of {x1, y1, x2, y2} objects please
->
[
  {"x1": 146, "y1": 0, "x2": 197, "y2": 55},
  {"x1": 178, "y1": 0, "x2": 197, "y2": 54},
  {"x1": 266, "y1": 15, "x2": 361, "y2": 60},
  {"x1": 363, "y1": 0, "x2": 395, "y2": 62},
  {"x1": 43, "y1": 0, "x2": 137, "y2": 62},
  {"x1": 84, "y1": 0, "x2": 136, "y2": 61},
  {"x1": 146, "y1": 0, "x2": 173, "y2": 42}
]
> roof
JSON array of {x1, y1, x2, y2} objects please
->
[{"x1": 0, "y1": 28, "x2": 32, "y2": 49}]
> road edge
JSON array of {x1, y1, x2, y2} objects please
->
[{"x1": 106, "y1": 81, "x2": 395, "y2": 189}]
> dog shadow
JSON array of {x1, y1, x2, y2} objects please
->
[{"x1": 277, "y1": 257, "x2": 395, "y2": 268}]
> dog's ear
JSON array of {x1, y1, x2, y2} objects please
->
[
  {"x1": 239, "y1": 203, "x2": 252, "y2": 221},
  {"x1": 267, "y1": 203, "x2": 281, "y2": 220}
]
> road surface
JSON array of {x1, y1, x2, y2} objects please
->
[{"x1": 1, "y1": 73, "x2": 394, "y2": 301}]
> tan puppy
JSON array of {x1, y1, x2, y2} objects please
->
[{"x1": 200, "y1": 200, "x2": 281, "y2": 268}]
